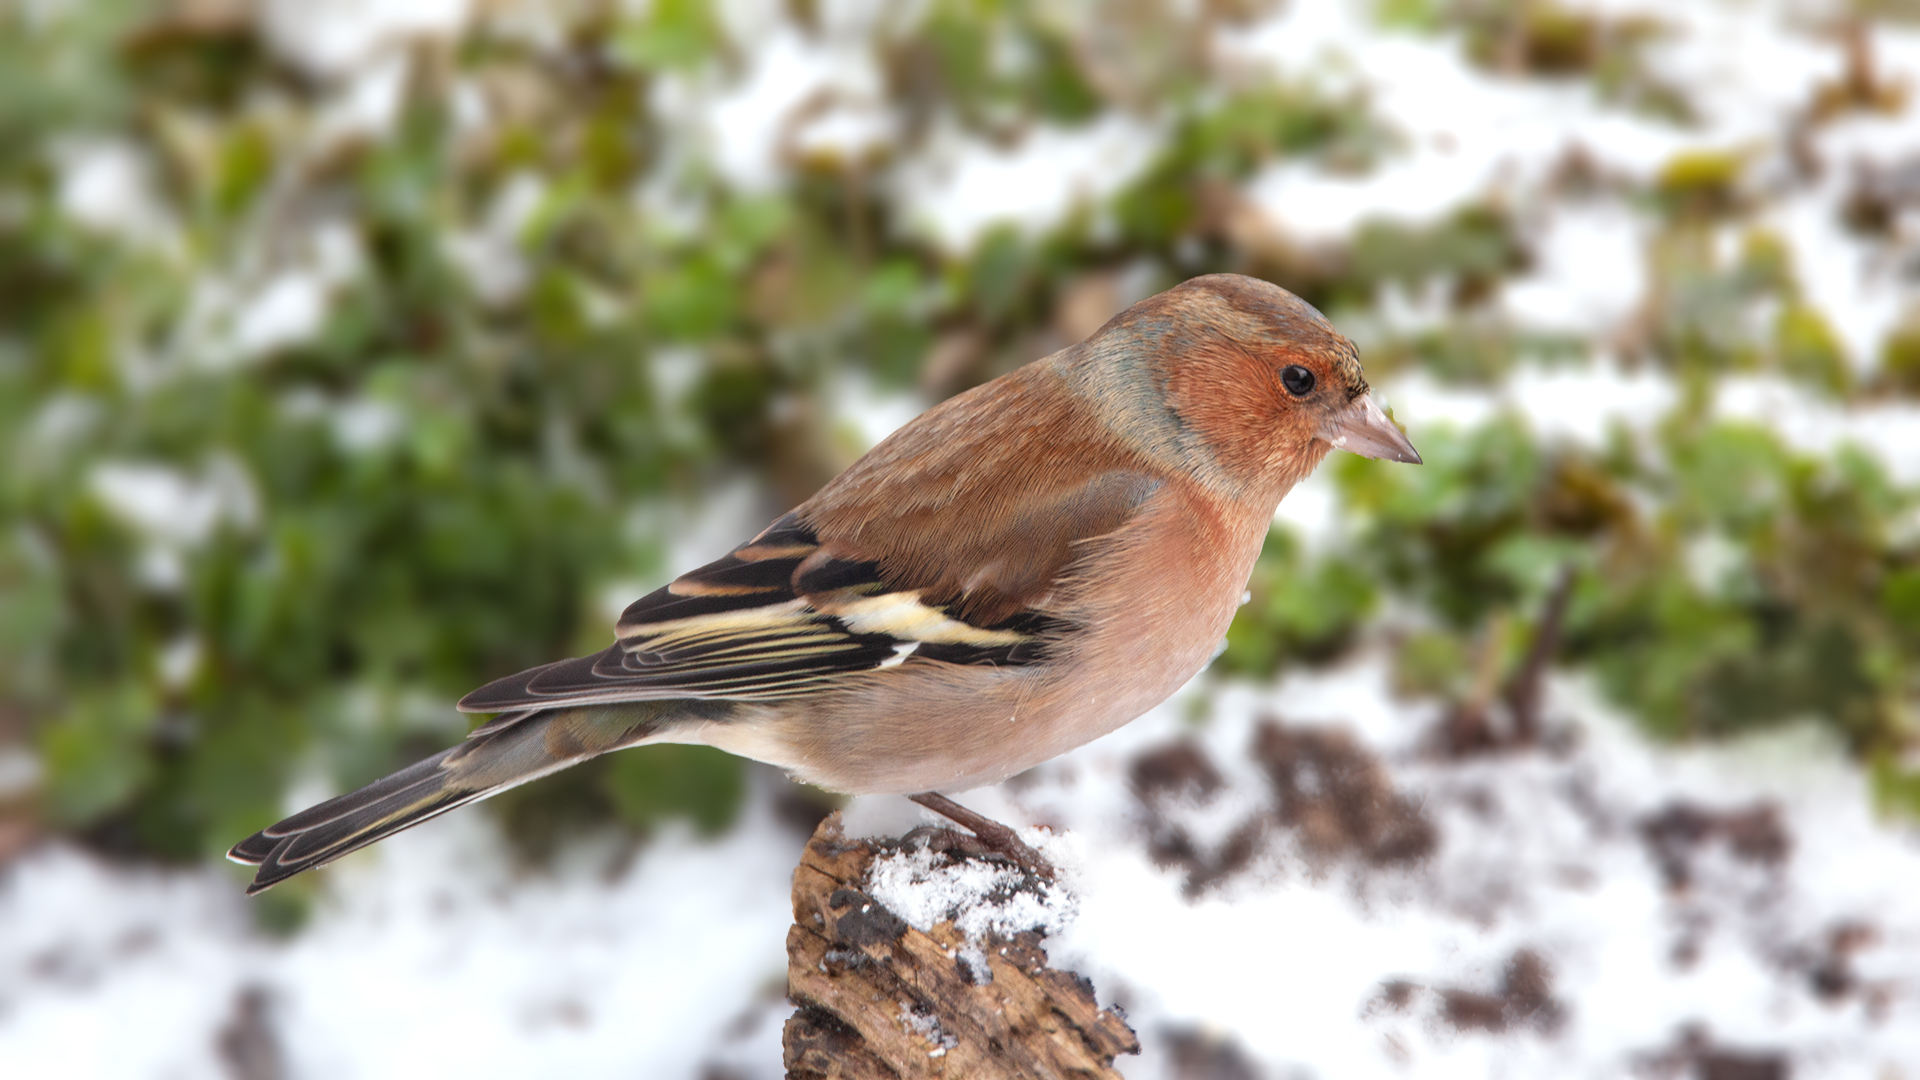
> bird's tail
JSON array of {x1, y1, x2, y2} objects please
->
[{"x1": 227, "y1": 703, "x2": 673, "y2": 895}]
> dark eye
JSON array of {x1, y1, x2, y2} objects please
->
[{"x1": 1281, "y1": 365, "x2": 1316, "y2": 396}]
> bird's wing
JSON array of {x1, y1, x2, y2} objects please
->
[
  {"x1": 458, "y1": 367, "x2": 1163, "y2": 722},
  {"x1": 457, "y1": 482, "x2": 1157, "y2": 720}
]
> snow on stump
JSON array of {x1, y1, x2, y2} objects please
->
[{"x1": 783, "y1": 811, "x2": 1138, "y2": 1078}]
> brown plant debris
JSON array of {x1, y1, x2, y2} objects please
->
[
  {"x1": 1160, "y1": 1023, "x2": 1267, "y2": 1080},
  {"x1": 783, "y1": 813, "x2": 1138, "y2": 1079},
  {"x1": 1130, "y1": 741, "x2": 1226, "y2": 803},
  {"x1": 1633, "y1": 1024, "x2": 1790, "y2": 1080},
  {"x1": 1637, "y1": 800, "x2": 1792, "y2": 892},
  {"x1": 1787, "y1": 920, "x2": 1891, "y2": 1016},
  {"x1": 1807, "y1": 21, "x2": 1909, "y2": 124},
  {"x1": 1366, "y1": 949, "x2": 1566, "y2": 1039},
  {"x1": 1254, "y1": 721, "x2": 1439, "y2": 867},
  {"x1": 1129, "y1": 738, "x2": 1264, "y2": 898},
  {"x1": 1437, "y1": 949, "x2": 1565, "y2": 1036},
  {"x1": 1128, "y1": 723, "x2": 1439, "y2": 897},
  {"x1": 1841, "y1": 154, "x2": 1920, "y2": 236},
  {"x1": 216, "y1": 984, "x2": 284, "y2": 1080},
  {"x1": 1434, "y1": 564, "x2": 1577, "y2": 757},
  {"x1": 1144, "y1": 815, "x2": 1271, "y2": 900}
]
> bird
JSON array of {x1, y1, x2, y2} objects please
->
[{"x1": 228, "y1": 273, "x2": 1420, "y2": 894}]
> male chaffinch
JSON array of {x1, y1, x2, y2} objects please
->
[{"x1": 230, "y1": 273, "x2": 1418, "y2": 893}]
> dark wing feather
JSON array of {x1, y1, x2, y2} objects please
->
[{"x1": 456, "y1": 511, "x2": 1083, "y2": 716}]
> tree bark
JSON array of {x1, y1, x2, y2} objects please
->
[{"x1": 783, "y1": 813, "x2": 1139, "y2": 1079}]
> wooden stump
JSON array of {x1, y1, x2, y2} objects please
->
[{"x1": 783, "y1": 812, "x2": 1139, "y2": 1079}]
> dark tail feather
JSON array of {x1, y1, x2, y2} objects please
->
[
  {"x1": 226, "y1": 750, "x2": 457, "y2": 868},
  {"x1": 462, "y1": 707, "x2": 540, "y2": 740},
  {"x1": 228, "y1": 704, "x2": 667, "y2": 895}
]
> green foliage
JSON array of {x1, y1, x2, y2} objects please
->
[
  {"x1": 1639, "y1": 212, "x2": 1860, "y2": 397},
  {"x1": 3, "y1": 0, "x2": 1384, "y2": 869},
  {"x1": 1314, "y1": 413, "x2": 1920, "y2": 800},
  {"x1": 1573, "y1": 424, "x2": 1917, "y2": 755},
  {"x1": 1115, "y1": 82, "x2": 1390, "y2": 254},
  {"x1": 1349, "y1": 205, "x2": 1530, "y2": 309},
  {"x1": 5, "y1": 0, "x2": 1919, "y2": 884},
  {"x1": 1444, "y1": 0, "x2": 1693, "y2": 121},
  {"x1": 603, "y1": 744, "x2": 745, "y2": 836},
  {"x1": 888, "y1": 0, "x2": 1104, "y2": 131},
  {"x1": 1335, "y1": 418, "x2": 1614, "y2": 628},
  {"x1": 615, "y1": 0, "x2": 728, "y2": 71},
  {"x1": 39, "y1": 683, "x2": 158, "y2": 828},
  {"x1": 1775, "y1": 303, "x2": 1851, "y2": 395},
  {"x1": 1218, "y1": 529, "x2": 1378, "y2": 676},
  {"x1": 485, "y1": 744, "x2": 745, "y2": 857},
  {"x1": 1872, "y1": 753, "x2": 1920, "y2": 819},
  {"x1": 0, "y1": 3, "x2": 733, "y2": 863},
  {"x1": 1880, "y1": 315, "x2": 1920, "y2": 397}
]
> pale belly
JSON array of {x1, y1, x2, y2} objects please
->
[{"x1": 685, "y1": 639, "x2": 1220, "y2": 796}]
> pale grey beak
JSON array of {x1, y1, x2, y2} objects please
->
[{"x1": 1321, "y1": 392, "x2": 1421, "y2": 463}]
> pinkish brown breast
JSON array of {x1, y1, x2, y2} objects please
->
[{"x1": 688, "y1": 480, "x2": 1278, "y2": 795}]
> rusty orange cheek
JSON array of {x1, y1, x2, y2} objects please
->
[{"x1": 1164, "y1": 342, "x2": 1313, "y2": 480}]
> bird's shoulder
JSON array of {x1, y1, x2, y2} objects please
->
[{"x1": 796, "y1": 360, "x2": 1170, "y2": 625}]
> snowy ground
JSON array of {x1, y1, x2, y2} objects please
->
[
  {"x1": 5, "y1": 661, "x2": 1919, "y2": 1078},
  {"x1": 1007, "y1": 664, "x2": 1920, "y2": 1079},
  {"x1": 7, "y1": 0, "x2": 1920, "y2": 1077}
]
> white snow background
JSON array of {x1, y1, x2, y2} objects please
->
[{"x1": 6, "y1": 0, "x2": 1920, "y2": 1077}]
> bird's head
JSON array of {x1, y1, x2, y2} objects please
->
[{"x1": 1072, "y1": 273, "x2": 1419, "y2": 502}]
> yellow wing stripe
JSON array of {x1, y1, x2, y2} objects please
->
[{"x1": 617, "y1": 598, "x2": 812, "y2": 640}]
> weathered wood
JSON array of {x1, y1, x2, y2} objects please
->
[{"x1": 783, "y1": 813, "x2": 1138, "y2": 1079}]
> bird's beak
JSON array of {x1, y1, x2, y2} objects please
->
[{"x1": 1320, "y1": 392, "x2": 1421, "y2": 464}]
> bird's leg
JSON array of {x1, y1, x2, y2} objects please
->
[{"x1": 907, "y1": 792, "x2": 1054, "y2": 881}]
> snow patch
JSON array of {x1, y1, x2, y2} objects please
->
[
  {"x1": 865, "y1": 832, "x2": 1078, "y2": 981},
  {"x1": 899, "y1": 115, "x2": 1158, "y2": 252}
]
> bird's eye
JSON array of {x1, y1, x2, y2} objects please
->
[{"x1": 1281, "y1": 365, "x2": 1316, "y2": 397}]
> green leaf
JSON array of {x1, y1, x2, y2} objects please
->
[
  {"x1": 613, "y1": 0, "x2": 724, "y2": 71},
  {"x1": 38, "y1": 684, "x2": 157, "y2": 827},
  {"x1": 601, "y1": 744, "x2": 744, "y2": 836}
]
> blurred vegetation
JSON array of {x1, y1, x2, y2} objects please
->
[{"x1": 2, "y1": 0, "x2": 1917, "y2": 906}]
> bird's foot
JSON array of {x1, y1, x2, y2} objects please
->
[{"x1": 906, "y1": 792, "x2": 1055, "y2": 882}]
